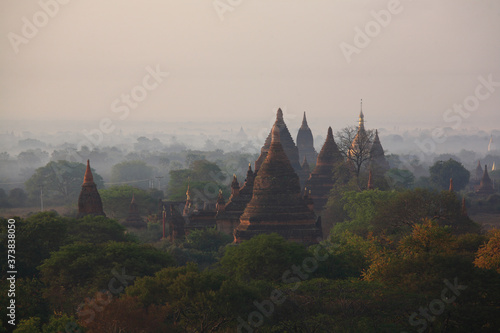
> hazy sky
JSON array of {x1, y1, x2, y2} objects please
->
[{"x1": 1, "y1": 0, "x2": 499, "y2": 134}]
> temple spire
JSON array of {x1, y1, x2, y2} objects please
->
[
  {"x1": 83, "y1": 159, "x2": 94, "y2": 184},
  {"x1": 367, "y1": 169, "x2": 374, "y2": 190},
  {"x1": 301, "y1": 112, "x2": 308, "y2": 127},
  {"x1": 77, "y1": 159, "x2": 105, "y2": 218},
  {"x1": 359, "y1": 99, "x2": 365, "y2": 130},
  {"x1": 449, "y1": 178, "x2": 454, "y2": 192},
  {"x1": 461, "y1": 197, "x2": 468, "y2": 216}
]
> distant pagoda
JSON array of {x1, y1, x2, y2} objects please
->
[
  {"x1": 77, "y1": 160, "x2": 105, "y2": 218},
  {"x1": 369, "y1": 129, "x2": 390, "y2": 175},
  {"x1": 476, "y1": 165, "x2": 495, "y2": 196},
  {"x1": 475, "y1": 161, "x2": 484, "y2": 182},
  {"x1": 235, "y1": 123, "x2": 322, "y2": 244},
  {"x1": 216, "y1": 165, "x2": 255, "y2": 235},
  {"x1": 296, "y1": 112, "x2": 318, "y2": 168},
  {"x1": 305, "y1": 127, "x2": 343, "y2": 212},
  {"x1": 123, "y1": 194, "x2": 145, "y2": 228},
  {"x1": 254, "y1": 108, "x2": 307, "y2": 186}
]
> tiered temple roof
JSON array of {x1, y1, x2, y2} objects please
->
[
  {"x1": 296, "y1": 112, "x2": 318, "y2": 167},
  {"x1": 305, "y1": 127, "x2": 343, "y2": 212},
  {"x1": 216, "y1": 165, "x2": 255, "y2": 235},
  {"x1": 235, "y1": 123, "x2": 322, "y2": 244},
  {"x1": 254, "y1": 108, "x2": 307, "y2": 186},
  {"x1": 77, "y1": 160, "x2": 106, "y2": 218}
]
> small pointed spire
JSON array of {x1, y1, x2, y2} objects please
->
[
  {"x1": 231, "y1": 174, "x2": 239, "y2": 188},
  {"x1": 461, "y1": 197, "x2": 468, "y2": 216},
  {"x1": 83, "y1": 160, "x2": 94, "y2": 184},
  {"x1": 131, "y1": 193, "x2": 136, "y2": 204},
  {"x1": 276, "y1": 108, "x2": 283, "y2": 122},
  {"x1": 302, "y1": 112, "x2": 308, "y2": 126},
  {"x1": 449, "y1": 178, "x2": 454, "y2": 192},
  {"x1": 358, "y1": 100, "x2": 365, "y2": 130},
  {"x1": 327, "y1": 127, "x2": 334, "y2": 140},
  {"x1": 367, "y1": 169, "x2": 374, "y2": 190}
]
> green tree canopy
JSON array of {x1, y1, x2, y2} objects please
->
[
  {"x1": 429, "y1": 158, "x2": 470, "y2": 191},
  {"x1": 25, "y1": 160, "x2": 104, "y2": 204},
  {"x1": 99, "y1": 185, "x2": 160, "y2": 220},
  {"x1": 39, "y1": 241, "x2": 175, "y2": 312},
  {"x1": 167, "y1": 159, "x2": 230, "y2": 202},
  {"x1": 218, "y1": 233, "x2": 309, "y2": 282},
  {"x1": 110, "y1": 160, "x2": 154, "y2": 189}
]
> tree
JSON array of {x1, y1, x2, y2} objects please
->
[
  {"x1": 8, "y1": 188, "x2": 27, "y2": 207},
  {"x1": 0, "y1": 188, "x2": 9, "y2": 208},
  {"x1": 474, "y1": 229, "x2": 500, "y2": 274},
  {"x1": 429, "y1": 158, "x2": 470, "y2": 191},
  {"x1": 335, "y1": 126, "x2": 375, "y2": 177},
  {"x1": 25, "y1": 161, "x2": 104, "y2": 204},
  {"x1": 385, "y1": 168, "x2": 415, "y2": 190},
  {"x1": 110, "y1": 160, "x2": 154, "y2": 189},
  {"x1": 218, "y1": 233, "x2": 309, "y2": 282},
  {"x1": 167, "y1": 159, "x2": 229, "y2": 202},
  {"x1": 0, "y1": 212, "x2": 70, "y2": 279},
  {"x1": 39, "y1": 241, "x2": 175, "y2": 312},
  {"x1": 99, "y1": 185, "x2": 159, "y2": 220}
]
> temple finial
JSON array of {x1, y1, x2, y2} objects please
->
[
  {"x1": 276, "y1": 108, "x2": 283, "y2": 121},
  {"x1": 83, "y1": 159, "x2": 94, "y2": 184}
]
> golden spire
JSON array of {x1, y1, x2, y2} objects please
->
[{"x1": 358, "y1": 99, "x2": 365, "y2": 131}]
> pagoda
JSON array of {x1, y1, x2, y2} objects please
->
[
  {"x1": 296, "y1": 112, "x2": 317, "y2": 167},
  {"x1": 305, "y1": 127, "x2": 343, "y2": 212},
  {"x1": 77, "y1": 160, "x2": 105, "y2": 218},
  {"x1": 476, "y1": 165, "x2": 495, "y2": 196},
  {"x1": 234, "y1": 123, "x2": 322, "y2": 244},
  {"x1": 123, "y1": 194, "x2": 145, "y2": 228},
  {"x1": 254, "y1": 108, "x2": 307, "y2": 186},
  {"x1": 369, "y1": 129, "x2": 390, "y2": 175},
  {"x1": 216, "y1": 165, "x2": 255, "y2": 235}
]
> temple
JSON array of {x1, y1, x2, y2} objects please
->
[
  {"x1": 216, "y1": 165, "x2": 255, "y2": 235},
  {"x1": 254, "y1": 108, "x2": 308, "y2": 186},
  {"x1": 234, "y1": 123, "x2": 322, "y2": 244},
  {"x1": 77, "y1": 160, "x2": 105, "y2": 218},
  {"x1": 476, "y1": 165, "x2": 495, "y2": 196},
  {"x1": 123, "y1": 194, "x2": 145, "y2": 228},
  {"x1": 369, "y1": 129, "x2": 390, "y2": 175},
  {"x1": 296, "y1": 112, "x2": 318, "y2": 168},
  {"x1": 305, "y1": 127, "x2": 343, "y2": 212}
]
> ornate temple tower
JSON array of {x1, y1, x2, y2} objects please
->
[
  {"x1": 254, "y1": 109, "x2": 306, "y2": 186},
  {"x1": 123, "y1": 194, "x2": 145, "y2": 228},
  {"x1": 475, "y1": 161, "x2": 484, "y2": 181},
  {"x1": 216, "y1": 164, "x2": 255, "y2": 235},
  {"x1": 77, "y1": 160, "x2": 105, "y2": 218},
  {"x1": 369, "y1": 129, "x2": 390, "y2": 175},
  {"x1": 305, "y1": 127, "x2": 343, "y2": 212},
  {"x1": 476, "y1": 165, "x2": 495, "y2": 196},
  {"x1": 235, "y1": 124, "x2": 322, "y2": 244},
  {"x1": 296, "y1": 112, "x2": 317, "y2": 167}
]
